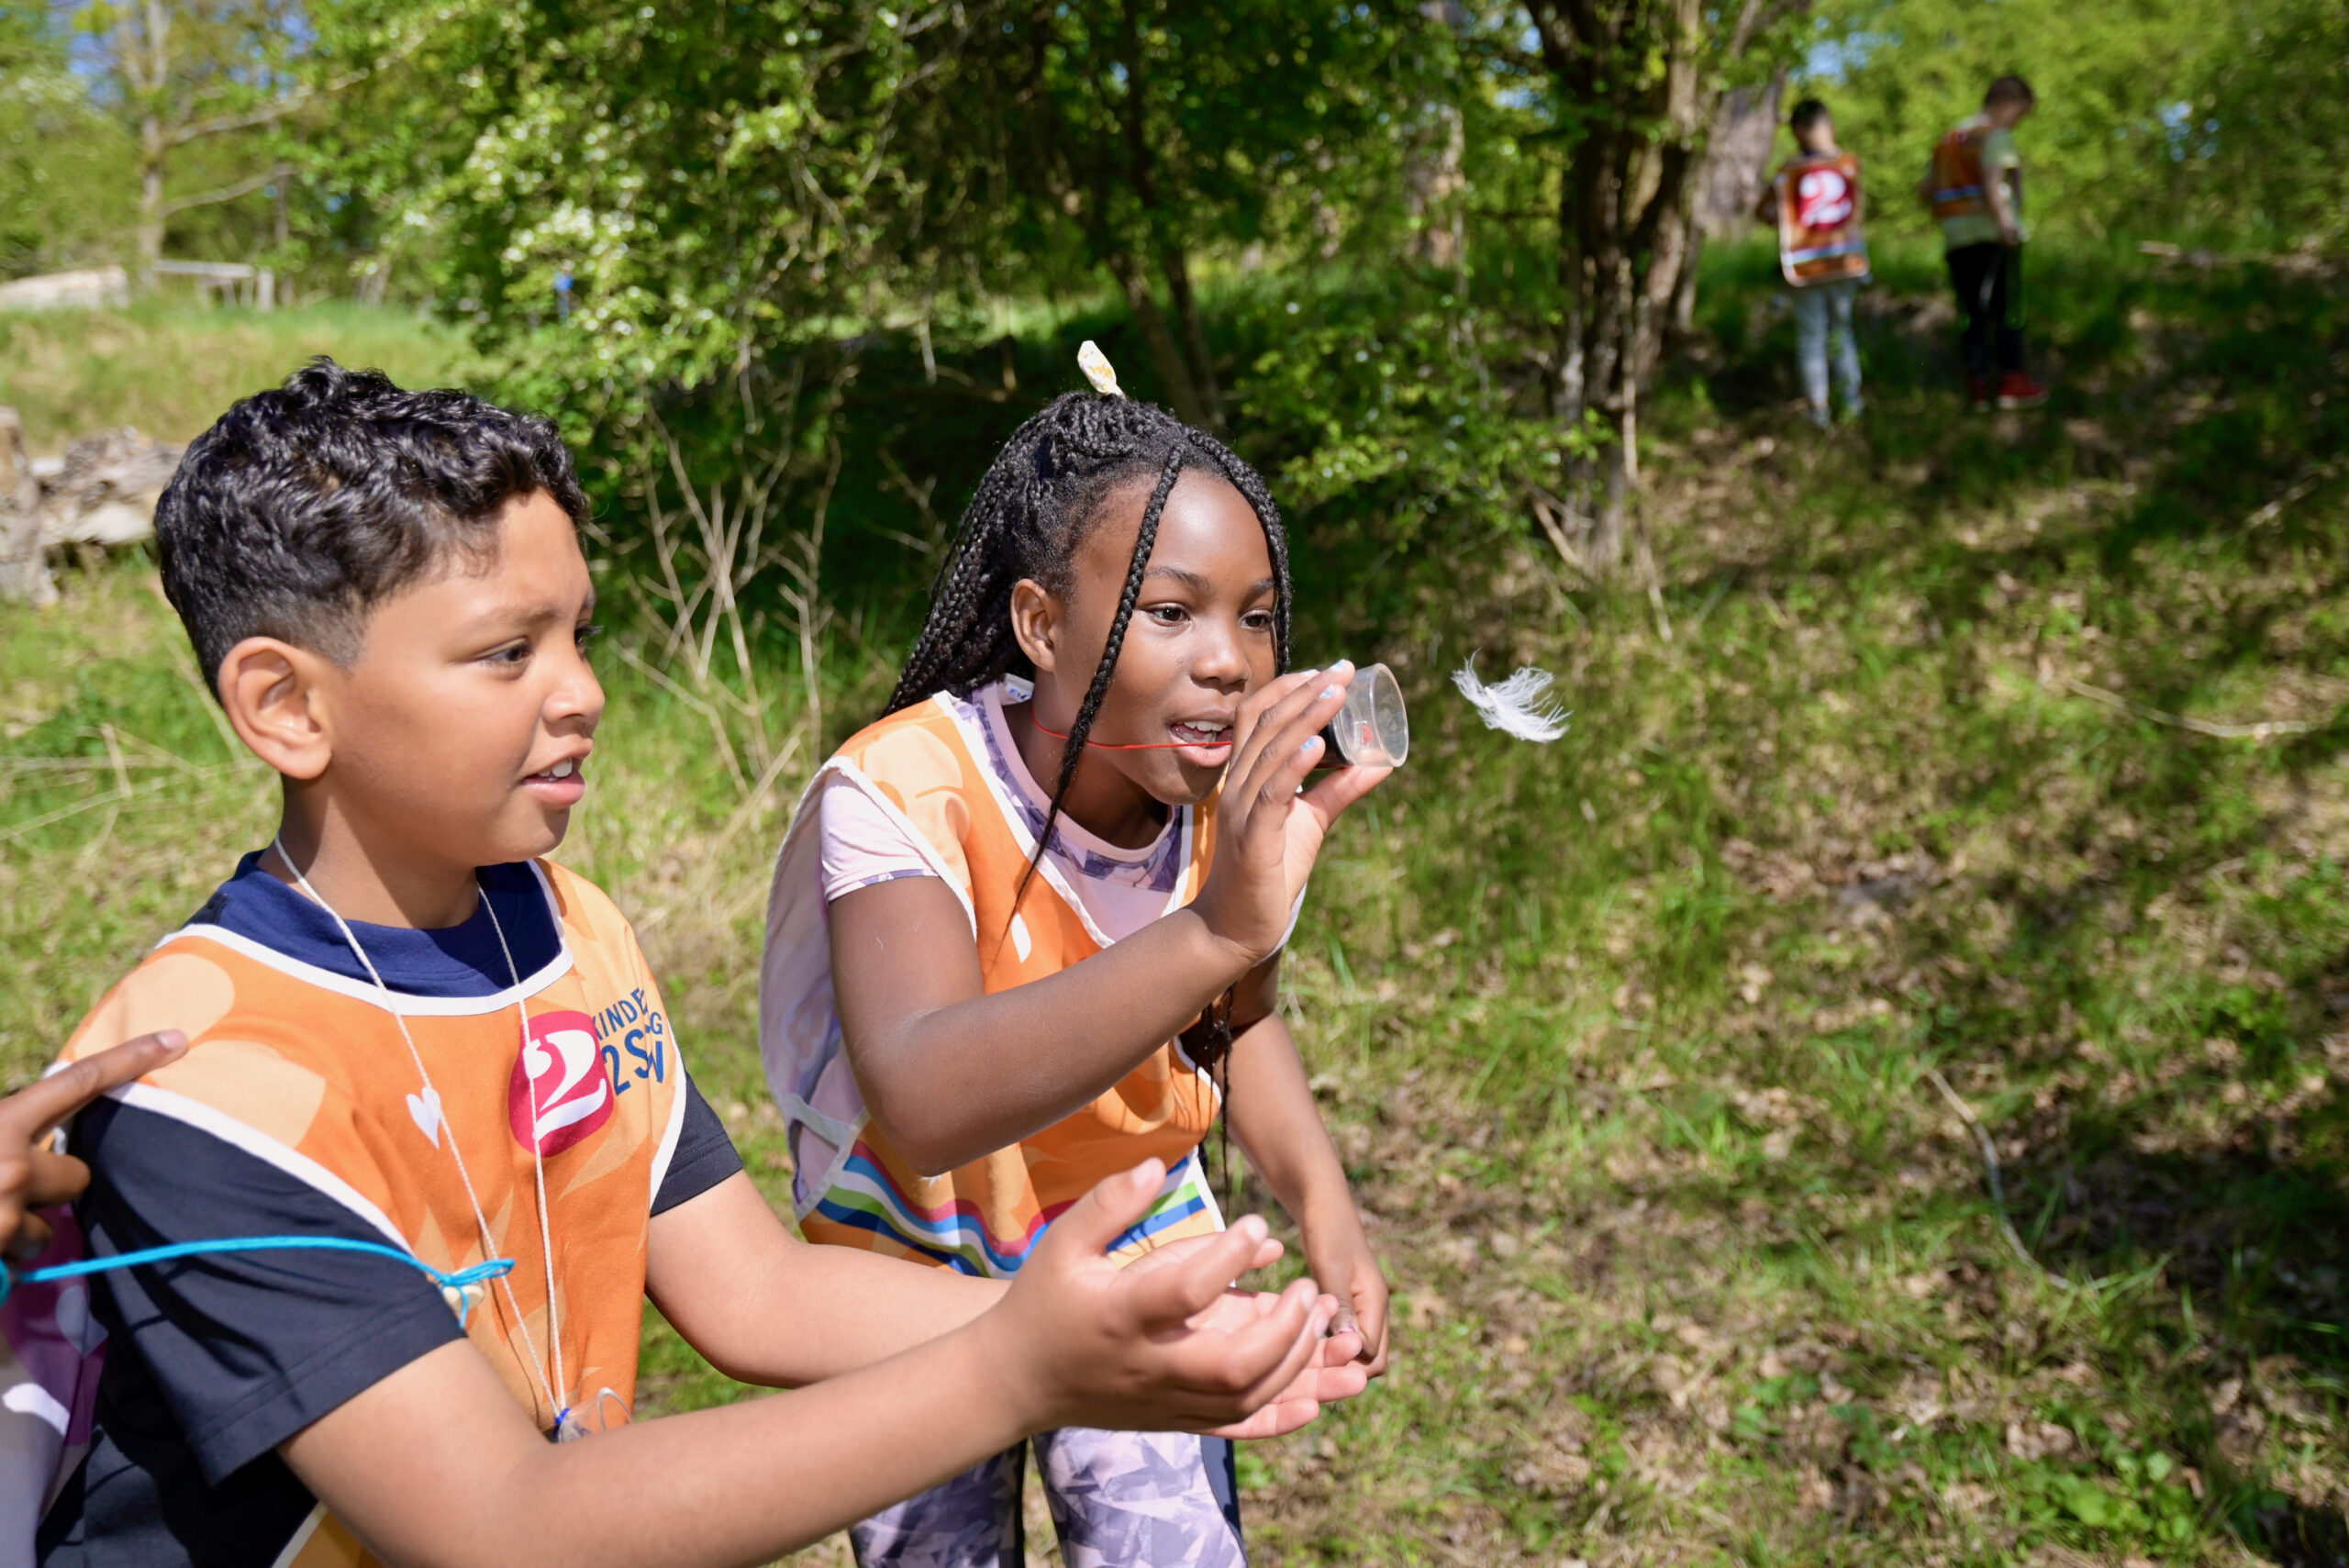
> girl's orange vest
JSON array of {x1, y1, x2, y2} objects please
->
[{"x1": 759, "y1": 687, "x2": 1226, "y2": 1278}]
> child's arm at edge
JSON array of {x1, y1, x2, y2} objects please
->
[
  {"x1": 1985, "y1": 150, "x2": 2022, "y2": 244},
  {"x1": 1221, "y1": 954, "x2": 1393, "y2": 1375},
  {"x1": 1, "y1": 1030, "x2": 187, "y2": 1260},
  {"x1": 284, "y1": 1163, "x2": 1337, "y2": 1568}
]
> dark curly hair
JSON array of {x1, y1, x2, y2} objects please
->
[
  {"x1": 155, "y1": 357, "x2": 589, "y2": 696},
  {"x1": 886, "y1": 388, "x2": 1293, "y2": 877}
]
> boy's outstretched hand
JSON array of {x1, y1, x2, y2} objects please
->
[
  {"x1": 1124, "y1": 1224, "x2": 1372, "y2": 1438},
  {"x1": 1, "y1": 1030, "x2": 189, "y2": 1261},
  {"x1": 985, "y1": 1159, "x2": 1363, "y2": 1438}
]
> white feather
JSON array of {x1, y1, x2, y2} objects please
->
[{"x1": 1452, "y1": 659, "x2": 1570, "y2": 743}]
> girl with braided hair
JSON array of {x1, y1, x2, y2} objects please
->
[{"x1": 759, "y1": 358, "x2": 1390, "y2": 1566}]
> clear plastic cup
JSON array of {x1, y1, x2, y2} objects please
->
[{"x1": 1318, "y1": 662, "x2": 1408, "y2": 768}]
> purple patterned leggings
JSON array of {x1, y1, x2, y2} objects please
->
[{"x1": 850, "y1": 1428, "x2": 1244, "y2": 1568}]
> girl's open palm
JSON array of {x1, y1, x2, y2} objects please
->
[{"x1": 1194, "y1": 662, "x2": 1391, "y2": 966}]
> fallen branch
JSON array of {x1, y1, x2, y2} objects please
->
[
  {"x1": 1920, "y1": 1065, "x2": 2077, "y2": 1290},
  {"x1": 2065, "y1": 678, "x2": 2320, "y2": 740},
  {"x1": 2244, "y1": 458, "x2": 2343, "y2": 531}
]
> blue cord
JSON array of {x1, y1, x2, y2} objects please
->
[{"x1": 0, "y1": 1238, "x2": 516, "y2": 1325}]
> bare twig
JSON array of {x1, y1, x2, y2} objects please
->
[
  {"x1": 609, "y1": 640, "x2": 748, "y2": 792},
  {"x1": 1921, "y1": 1065, "x2": 2078, "y2": 1290},
  {"x1": 2065, "y1": 678, "x2": 2320, "y2": 740},
  {"x1": 166, "y1": 25, "x2": 436, "y2": 147},
  {"x1": 1521, "y1": 479, "x2": 1591, "y2": 581},
  {"x1": 0, "y1": 789, "x2": 139, "y2": 845},
  {"x1": 1635, "y1": 525, "x2": 1674, "y2": 643},
  {"x1": 161, "y1": 162, "x2": 291, "y2": 217},
  {"x1": 100, "y1": 724, "x2": 132, "y2": 800},
  {"x1": 2243, "y1": 458, "x2": 2343, "y2": 531},
  {"x1": 159, "y1": 633, "x2": 255, "y2": 765}
]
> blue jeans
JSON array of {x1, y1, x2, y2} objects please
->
[
  {"x1": 1793, "y1": 278, "x2": 1864, "y2": 423},
  {"x1": 850, "y1": 1428, "x2": 1244, "y2": 1568}
]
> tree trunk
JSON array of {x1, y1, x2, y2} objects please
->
[
  {"x1": 1697, "y1": 72, "x2": 1786, "y2": 239},
  {"x1": 125, "y1": 0, "x2": 173, "y2": 291},
  {"x1": 1097, "y1": 0, "x2": 1220, "y2": 430},
  {"x1": 138, "y1": 120, "x2": 167, "y2": 288},
  {"x1": 1106, "y1": 250, "x2": 1208, "y2": 428},
  {"x1": 1405, "y1": 6, "x2": 1469, "y2": 272},
  {"x1": 1157, "y1": 242, "x2": 1224, "y2": 429},
  {"x1": 1530, "y1": 0, "x2": 1776, "y2": 577}
]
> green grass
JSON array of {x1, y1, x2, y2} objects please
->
[
  {"x1": 5, "y1": 247, "x2": 2346, "y2": 1565},
  {"x1": 0, "y1": 300, "x2": 473, "y2": 451}
]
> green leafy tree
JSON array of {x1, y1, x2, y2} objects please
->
[
  {"x1": 2187, "y1": 0, "x2": 2349, "y2": 250},
  {"x1": 0, "y1": 5, "x2": 132, "y2": 276},
  {"x1": 946, "y1": 0, "x2": 1428, "y2": 428},
  {"x1": 1806, "y1": 0, "x2": 2348, "y2": 251},
  {"x1": 71, "y1": 0, "x2": 431, "y2": 286},
  {"x1": 362, "y1": 0, "x2": 957, "y2": 407}
]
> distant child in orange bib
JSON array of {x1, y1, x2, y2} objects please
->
[
  {"x1": 1923, "y1": 73, "x2": 2049, "y2": 411},
  {"x1": 763, "y1": 348, "x2": 1392, "y2": 1565},
  {"x1": 8, "y1": 362, "x2": 1364, "y2": 1568},
  {"x1": 1760, "y1": 96, "x2": 1870, "y2": 428}
]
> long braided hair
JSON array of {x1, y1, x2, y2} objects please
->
[{"x1": 886, "y1": 389, "x2": 1293, "y2": 1136}]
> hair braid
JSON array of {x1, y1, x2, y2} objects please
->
[{"x1": 1019, "y1": 445, "x2": 1185, "y2": 906}]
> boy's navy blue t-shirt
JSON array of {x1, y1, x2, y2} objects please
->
[{"x1": 38, "y1": 856, "x2": 742, "y2": 1567}]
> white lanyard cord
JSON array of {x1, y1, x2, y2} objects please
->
[
  {"x1": 269, "y1": 838, "x2": 573, "y2": 1433},
  {"x1": 478, "y1": 885, "x2": 571, "y2": 1424}
]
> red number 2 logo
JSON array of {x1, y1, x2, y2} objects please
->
[
  {"x1": 509, "y1": 1008, "x2": 615, "y2": 1155},
  {"x1": 1797, "y1": 168, "x2": 1854, "y2": 230}
]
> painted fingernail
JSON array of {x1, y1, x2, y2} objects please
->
[{"x1": 1320, "y1": 686, "x2": 1339, "y2": 699}]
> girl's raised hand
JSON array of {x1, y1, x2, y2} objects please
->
[{"x1": 1191, "y1": 662, "x2": 1392, "y2": 968}]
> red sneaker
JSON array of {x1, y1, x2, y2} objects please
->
[
  {"x1": 1967, "y1": 375, "x2": 1993, "y2": 412},
  {"x1": 1997, "y1": 372, "x2": 2049, "y2": 409}
]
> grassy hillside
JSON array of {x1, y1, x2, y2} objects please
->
[
  {"x1": 4, "y1": 246, "x2": 2345, "y2": 1565},
  {"x1": 0, "y1": 301, "x2": 472, "y2": 451}
]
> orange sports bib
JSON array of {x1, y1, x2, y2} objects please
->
[
  {"x1": 1774, "y1": 150, "x2": 1870, "y2": 285},
  {"x1": 41, "y1": 860, "x2": 685, "y2": 1566},
  {"x1": 760, "y1": 688, "x2": 1225, "y2": 1277}
]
